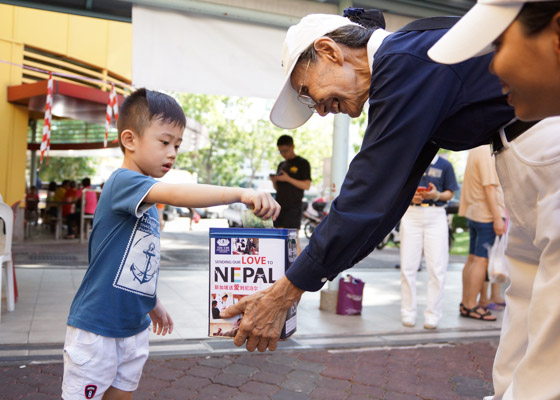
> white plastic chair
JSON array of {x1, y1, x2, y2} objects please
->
[{"x1": 0, "y1": 201, "x2": 15, "y2": 321}]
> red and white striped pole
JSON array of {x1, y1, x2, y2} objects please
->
[
  {"x1": 38, "y1": 72, "x2": 53, "y2": 169},
  {"x1": 105, "y1": 83, "x2": 119, "y2": 148}
]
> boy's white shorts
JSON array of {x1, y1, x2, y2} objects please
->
[{"x1": 62, "y1": 326, "x2": 149, "y2": 399}]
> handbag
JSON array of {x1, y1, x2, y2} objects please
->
[
  {"x1": 336, "y1": 275, "x2": 365, "y2": 315},
  {"x1": 488, "y1": 234, "x2": 509, "y2": 283}
]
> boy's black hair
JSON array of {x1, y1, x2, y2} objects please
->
[
  {"x1": 277, "y1": 134, "x2": 294, "y2": 147},
  {"x1": 81, "y1": 177, "x2": 91, "y2": 187},
  {"x1": 212, "y1": 300, "x2": 218, "y2": 307},
  {"x1": 117, "y1": 88, "x2": 187, "y2": 153}
]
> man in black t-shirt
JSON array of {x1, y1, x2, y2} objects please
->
[{"x1": 271, "y1": 135, "x2": 312, "y2": 254}]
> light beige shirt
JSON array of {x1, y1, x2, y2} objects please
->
[{"x1": 459, "y1": 145, "x2": 505, "y2": 223}]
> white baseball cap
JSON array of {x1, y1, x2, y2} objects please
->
[
  {"x1": 270, "y1": 14, "x2": 359, "y2": 129},
  {"x1": 428, "y1": 0, "x2": 552, "y2": 65}
]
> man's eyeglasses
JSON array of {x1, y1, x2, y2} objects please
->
[{"x1": 296, "y1": 59, "x2": 318, "y2": 112}]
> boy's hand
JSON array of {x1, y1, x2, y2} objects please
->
[
  {"x1": 149, "y1": 298, "x2": 174, "y2": 336},
  {"x1": 240, "y1": 189, "x2": 281, "y2": 221}
]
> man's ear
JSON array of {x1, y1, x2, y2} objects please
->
[
  {"x1": 120, "y1": 129, "x2": 136, "y2": 152},
  {"x1": 314, "y1": 37, "x2": 344, "y2": 65}
]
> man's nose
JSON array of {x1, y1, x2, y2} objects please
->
[{"x1": 316, "y1": 102, "x2": 328, "y2": 116}]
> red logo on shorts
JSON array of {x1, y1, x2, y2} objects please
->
[{"x1": 85, "y1": 384, "x2": 97, "y2": 399}]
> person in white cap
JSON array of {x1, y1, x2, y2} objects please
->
[
  {"x1": 429, "y1": 1, "x2": 560, "y2": 122},
  {"x1": 222, "y1": 7, "x2": 522, "y2": 356},
  {"x1": 430, "y1": 2, "x2": 560, "y2": 400}
]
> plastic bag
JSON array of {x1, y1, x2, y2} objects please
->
[
  {"x1": 488, "y1": 234, "x2": 509, "y2": 283},
  {"x1": 193, "y1": 211, "x2": 201, "y2": 223},
  {"x1": 336, "y1": 275, "x2": 365, "y2": 315}
]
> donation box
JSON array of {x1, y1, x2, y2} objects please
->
[{"x1": 209, "y1": 228, "x2": 298, "y2": 339}]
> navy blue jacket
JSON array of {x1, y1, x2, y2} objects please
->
[{"x1": 286, "y1": 27, "x2": 515, "y2": 291}]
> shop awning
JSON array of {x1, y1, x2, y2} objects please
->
[{"x1": 8, "y1": 79, "x2": 125, "y2": 150}]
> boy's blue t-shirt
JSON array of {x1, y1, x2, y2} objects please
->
[{"x1": 67, "y1": 168, "x2": 160, "y2": 337}]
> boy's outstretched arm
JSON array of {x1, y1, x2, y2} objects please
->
[
  {"x1": 149, "y1": 297, "x2": 173, "y2": 336},
  {"x1": 145, "y1": 183, "x2": 280, "y2": 221}
]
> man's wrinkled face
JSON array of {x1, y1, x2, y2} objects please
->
[{"x1": 290, "y1": 56, "x2": 368, "y2": 119}]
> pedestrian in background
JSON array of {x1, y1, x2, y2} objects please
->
[
  {"x1": 429, "y1": 1, "x2": 560, "y2": 398},
  {"x1": 65, "y1": 177, "x2": 98, "y2": 239},
  {"x1": 400, "y1": 153, "x2": 458, "y2": 330},
  {"x1": 458, "y1": 145, "x2": 506, "y2": 322},
  {"x1": 270, "y1": 134, "x2": 311, "y2": 255},
  {"x1": 62, "y1": 180, "x2": 77, "y2": 215}
]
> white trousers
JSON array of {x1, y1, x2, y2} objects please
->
[
  {"x1": 492, "y1": 117, "x2": 560, "y2": 400},
  {"x1": 400, "y1": 205, "x2": 449, "y2": 325}
]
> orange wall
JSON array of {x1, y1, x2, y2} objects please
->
[{"x1": 0, "y1": 4, "x2": 131, "y2": 206}]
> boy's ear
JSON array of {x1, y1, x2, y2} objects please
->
[{"x1": 120, "y1": 129, "x2": 136, "y2": 152}]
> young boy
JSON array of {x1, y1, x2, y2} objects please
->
[{"x1": 62, "y1": 88, "x2": 280, "y2": 400}]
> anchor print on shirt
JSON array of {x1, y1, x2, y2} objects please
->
[
  {"x1": 130, "y1": 242, "x2": 157, "y2": 284},
  {"x1": 113, "y1": 212, "x2": 160, "y2": 297}
]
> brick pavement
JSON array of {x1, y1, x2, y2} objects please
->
[{"x1": 0, "y1": 341, "x2": 497, "y2": 400}]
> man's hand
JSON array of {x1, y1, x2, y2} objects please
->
[
  {"x1": 411, "y1": 191, "x2": 423, "y2": 204},
  {"x1": 220, "y1": 276, "x2": 304, "y2": 352},
  {"x1": 421, "y1": 182, "x2": 439, "y2": 200},
  {"x1": 149, "y1": 298, "x2": 174, "y2": 336},
  {"x1": 274, "y1": 171, "x2": 290, "y2": 183},
  {"x1": 494, "y1": 217, "x2": 506, "y2": 236}
]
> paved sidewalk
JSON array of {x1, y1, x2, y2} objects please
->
[
  {"x1": 1, "y1": 218, "x2": 505, "y2": 399},
  {"x1": 0, "y1": 340, "x2": 497, "y2": 400}
]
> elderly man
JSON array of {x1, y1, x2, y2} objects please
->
[{"x1": 221, "y1": 10, "x2": 524, "y2": 353}]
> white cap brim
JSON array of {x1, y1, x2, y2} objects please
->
[
  {"x1": 428, "y1": 2, "x2": 523, "y2": 64},
  {"x1": 270, "y1": 61, "x2": 314, "y2": 130}
]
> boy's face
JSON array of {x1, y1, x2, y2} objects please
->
[{"x1": 123, "y1": 119, "x2": 183, "y2": 178}]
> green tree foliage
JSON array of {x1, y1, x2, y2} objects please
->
[
  {"x1": 175, "y1": 93, "x2": 332, "y2": 190},
  {"x1": 175, "y1": 94, "x2": 259, "y2": 186},
  {"x1": 36, "y1": 157, "x2": 96, "y2": 183}
]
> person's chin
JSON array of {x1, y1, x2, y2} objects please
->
[
  {"x1": 514, "y1": 105, "x2": 545, "y2": 122},
  {"x1": 150, "y1": 170, "x2": 166, "y2": 178}
]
